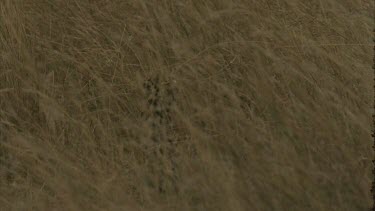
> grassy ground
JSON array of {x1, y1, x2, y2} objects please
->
[{"x1": 0, "y1": 0, "x2": 373, "y2": 210}]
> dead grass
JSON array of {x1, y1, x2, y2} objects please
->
[{"x1": 0, "y1": 0, "x2": 373, "y2": 210}]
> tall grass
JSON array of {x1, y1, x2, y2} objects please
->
[{"x1": 0, "y1": 0, "x2": 373, "y2": 210}]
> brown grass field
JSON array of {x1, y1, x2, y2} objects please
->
[{"x1": 0, "y1": 0, "x2": 374, "y2": 210}]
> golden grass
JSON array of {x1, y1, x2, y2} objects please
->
[{"x1": 0, "y1": 0, "x2": 373, "y2": 210}]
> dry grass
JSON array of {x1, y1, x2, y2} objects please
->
[{"x1": 0, "y1": 0, "x2": 373, "y2": 210}]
